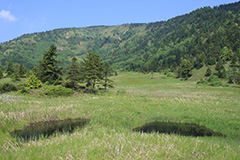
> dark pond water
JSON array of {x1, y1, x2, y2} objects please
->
[
  {"x1": 133, "y1": 121, "x2": 226, "y2": 137},
  {"x1": 10, "y1": 118, "x2": 89, "y2": 141}
]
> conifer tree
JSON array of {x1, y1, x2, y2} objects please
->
[
  {"x1": 215, "y1": 59, "x2": 223, "y2": 71},
  {"x1": 221, "y1": 47, "x2": 233, "y2": 62},
  {"x1": 79, "y1": 51, "x2": 104, "y2": 92},
  {"x1": 38, "y1": 45, "x2": 62, "y2": 83},
  {"x1": 102, "y1": 62, "x2": 114, "y2": 91},
  {"x1": 217, "y1": 66, "x2": 226, "y2": 78},
  {"x1": 5, "y1": 60, "x2": 15, "y2": 77},
  {"x1": 32, "y1": 65, "x2": 39, "y2": 77},
  {"x1": 194, "y1": 54, "x2": 204, "y2": 69},
  {"x1": 216, "y1": 59, "x2": 226, "y2": 78},
  {"x1": 12, "y1": 69, "x2": 21, "y2": 81},
  {"x1": 26, "y1": 69, "x2": 31, "y2": 77},
  {"x1": 26, "y1": 74, "x2": 42, "y2": 89},
  {"x1": 18, "y1": 61, "x2": 27, "y2": 78},
  {"x1": 66, "y1": 57, "x2": 80, "y2": 90}
]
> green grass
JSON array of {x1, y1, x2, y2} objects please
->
[{"x1": 0, "y1": 72, "x2": 240, "y2": 159}]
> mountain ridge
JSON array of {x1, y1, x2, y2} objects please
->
[{"x1": 0, "y1": 1, "x2": 240, "y2": 73}]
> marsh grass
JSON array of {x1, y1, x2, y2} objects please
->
[{"x1": 0, "y1": 72, "x2": 240, "y2": 159}]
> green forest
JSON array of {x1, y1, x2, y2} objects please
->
[
  {"x1": 0, "y1": 2, "x2": 239, "y2": 82},
  {"x1": 1, "y1": 45, "x2": 115, "y2": 95}
]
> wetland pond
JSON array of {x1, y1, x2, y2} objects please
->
[
  {"x1": 10, "y1": 118, "x2": 89, "y2": 141},
  {"x1": 133, "y1": 121, "x2": 226, "y2": 137}
]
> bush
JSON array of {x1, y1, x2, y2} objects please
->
[
  {"x1": 197, "y1": 75, "x2": 222, "y2": 86},
  {"x1": 167, "y1": 72, "x2": 174, "y2": 77},
  {"x1": 197, "y1": 78, "x2": 207, "y2": 84},
  {"x1": 0, "y1": 83, "x2": 18, "y2": 93},
  {"x1": 207, "y1": 75, "x2": 222, "y2": 86},
  {"x1": 26, "y1": 74, "x2": 42, "y2": 89},
  {"x1": 44, "y1": 85, "x2": 74, "y2": 97},
  {"x1": 19, "y1": 87, "x2": 31, "y2": 94}
]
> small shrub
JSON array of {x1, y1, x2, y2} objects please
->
[
  {"x1": 197, "y1": 76, "x2": 222, "y2": 86},
  {"x1": 26, "y1": 74, "x2": 42, "y2": 89},
  {"x1": 163, "y1": 69, "x2": 169, "y2": 75},
  {"x1": 166, "y1": 72, "x2": 174, "y2": 77},
  {"x1": 0, "y1": 83, "x2": 18, "y2": 93},
  {"x1": 116, "y1": 89, "x2": 126, "y2": 95},
  {"x1": 197, "y1": 78, "x2": 207, "y2": 84},
  {"x1": 44, "y1": 85, "x2": 74, "y2": 97},
  {"x1": 19, "y1": 87, "x2": 31, "y2": 94},
  {"x1": 207, "y1": 75, "x2": 222, "y2": 86}
]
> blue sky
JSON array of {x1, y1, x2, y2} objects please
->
[{"x1": 0, "y1": 0, "x2": 239, "y2": 43}]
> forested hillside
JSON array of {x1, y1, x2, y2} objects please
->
[{"x1": 0, "y1": 1, "x2": 240, "y2": 74}]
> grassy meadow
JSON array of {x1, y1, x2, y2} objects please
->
[{"x1": 0, "y1": 72, "x2": 240, "y2": 159}]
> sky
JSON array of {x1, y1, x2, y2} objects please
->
[{"x1": 0, "y1": 0, "x2": 239, "y2": 43}]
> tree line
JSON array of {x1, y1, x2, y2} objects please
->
[{"x1": 0, "y1": 45, "x2": 115, "y2": 93}]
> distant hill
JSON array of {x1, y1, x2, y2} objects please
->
[{"x1": 0, "y1": 1, "x2": 240, "y2": 73}]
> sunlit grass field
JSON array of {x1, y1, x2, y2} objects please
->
[{"x1": 0, "y1": 72, "x2": 240, "y2": 159}]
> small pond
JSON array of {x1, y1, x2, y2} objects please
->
[
  {"x1": 10, "y1": 118, "x2": 89, "y2": 141},
  {"x1": 133, "y1": 121, "x2": 226, "y2": 137}
]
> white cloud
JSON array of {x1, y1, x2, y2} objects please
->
[{"x1": 0, "y1": 10, "x2": 17, "y2": 21}]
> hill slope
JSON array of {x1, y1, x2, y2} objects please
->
[{"x1": 0, "y1": 1, "x2": 240, "y2": 72}]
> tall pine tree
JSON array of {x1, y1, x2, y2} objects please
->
[
  {"x1": 66, "y1": 57, "x2": 81, "y2": 90},
  {"x1": 18, "y1": 61, "x2": 27, "y2": 78},
  {"x1": 79, "y1": 51, "x2": 104, "y2": 92},
  {"x1": 38, "y1": 45, "x2": 63, "y2": 83}
]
